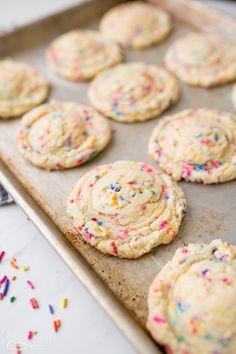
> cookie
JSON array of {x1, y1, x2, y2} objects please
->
[
  {"x1": 17, "y1": 101, "x2": 111, "y2": 170},
  {"x1": 47, "y1": 30, "x2": 122, "y2": 81},
  {"x1": 165, "y1": 32, "x2": 236, "y2": 87},
  {"x1": 67, "y1": 161, "x2": 186, "y2": 259},
  {"x1": 231, "y1": 84, "x2": 236, "y2": 109},
  {"x1": 147, "y1": 239, "x2": 236, "y2": 354},
  {"x1": 100, "y1": 1, "x2": 172, "y2": 49},
  {"x1": 0, "y1": 59, "x2": 49, "y2": 119},
  {"x1": 149, "y1": 108, "x2": 236, "y2": 184},
  {"x1": 88, "y1": 63, "x2": 179, "y2": 123}
]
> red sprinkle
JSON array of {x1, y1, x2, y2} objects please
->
[
  {"x1": 111, "y1": 241, "x2": 118, "y2": 255},
  {"x1": 29, "y1": 298, "x2": 39, "y2": 309},
  {"x1": 0, "y1": 251, "x2": 5, "y2": 262},
  {"x1": 16, "y1": 344, "x2": 21, "y2": 354}
]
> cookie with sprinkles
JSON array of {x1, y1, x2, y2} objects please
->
[
  {"x1": 88, "y1": 63, "x2": 179, "y2": 123},
  {"x1": 67, "y1": 161, "x2": 186, "y2": 259},
  {"x1": 231, "y1": 84, "x2": 236, "y2": 109},
  {"x1": 165, "y1": 32, "x2": 236, "y2": 87},
  {"x1": 47, "y1": 30, "x2": 122, "y2": 81},
  {"x1": 100, "y1": 1, "x2": 172, "y2": 49},
  {"x1": 149, "y1": 108, "x2": 236, "y2": 184},
  {"x1": 0, "y1": 59, "x2": 49, "y2": 119},
  {"x1": 17, "y1": 101, "x2": 111, "y2": 170},
  {"x1": 147, "y1": 239, "x2": 236, "y2": 354}
]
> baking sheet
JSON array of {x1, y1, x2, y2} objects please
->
[{"x1": 0, "y1": 0, "x2": 236, "y2": 352}]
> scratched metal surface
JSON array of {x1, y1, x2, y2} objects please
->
[{"x1": 0, "y1": 0, "x2": 236, "y2": 332}]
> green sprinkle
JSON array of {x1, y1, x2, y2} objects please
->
[
  {"x1": 177, "y1": 335, "x2": 185, "y2": 342},
  {"x1": 10, "y1": 296, "x2": 16, "y2": 303},
  {"x1": 151, "y1": 190, "x2": 156, "y2": 196}
]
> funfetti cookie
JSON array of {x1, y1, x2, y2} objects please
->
[
  {"x1": 67, "y1": 161, "x2": 186, "y2": 259},
  {"x1": 165, "y1": 32, "x2": 236, "y2": 87},
  {"x1": 147, "y1": 239, "x2": 236, "y2": 354},
  {"x1": 88, "y1": 63, "x2": 179, "y2": 123},
  {"x1": 17, "y1": 101, "x2": 111, "y2": 170},
  {"x1": 100, "y1": 1, "x2": 172, "y2": 49},
  {"x1": 149, "y1": 108, "x2": 236, "y2": 184},
  {"x1": 0, "y1": 59, "x2": 49, "y2": 119},
  {"x1": 47, "y1": 30, "x2": 122, "y2": 81}
]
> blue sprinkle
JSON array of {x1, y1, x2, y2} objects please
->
[
  {"x1": 49, "y1": 304, "x2": 54, "y2": 314},
  {"x1": 176, "y1": 302, "x2": 185, "y2": 313},
  {"x1": 66, "y1": 139, "x2": 72, "y2": 148},
  {"x1": 119, "y1": 196, "x2": 125, "y2": 201},
  {"x1": 201, "y1": 269, "x2": 209, "y2": 276},
  {"x1": 98, "y1": 221, "x2": 103, "y2": 225},
  {"x1": 194, "y1": 163, "x2": 204, "y2": 171},
  {"x1": 205, "y1": 333, "x2": 213, "y2": 340},
  {"x1": 85, "y1": 115, "x2": 91, "y2": 121},
  {"x1": 3, "y1": 278, "x2": 9, "y2": 297},
  {"x1": 110, "y1": 183, "x2": 121, "y2": 192}
]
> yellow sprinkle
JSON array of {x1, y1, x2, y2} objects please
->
[
  {"x1": 112, "y1": 194, "x2": 118, "y2": 205},
  {"x1": 22, "y1": 265, "x2": 29, "y2": 271},
  {"x1": 194, "y1": 154, "x2": 201, "y2": 162},
  {"x1": 61, "y1": 298, "x2": 67, "y2": 308}
]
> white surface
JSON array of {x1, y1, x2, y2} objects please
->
[
  {"x1": 0, "y1": 0, "x2": 236, "y2": 354},
  {"x1": 0, "y1": 204, "x2": 137, "y2": 354}
]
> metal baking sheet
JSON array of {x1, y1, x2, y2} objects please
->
[{"x1": 0, "y1": 1, "x2": 236, "y2": 353}]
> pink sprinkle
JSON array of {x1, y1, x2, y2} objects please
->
[
  {"x1": 0, "y1": 275, "x2": 7, "y2": 284},
  {"x1": 26, "y1": 280, "x2": 35, "y2": 290},
  {"x1": 0, "y1": 251, "x2": 5, "y2": 262},
  {"x1": 182, "y1": 248, "x2": 189, "y2": 254},
  {"x1": 184, "y1": 167, "x2": 191, "y2": 177},
  {"x1": 160, "y1": 220, "x2": 169, "y2": 229},
  {"x1": 211, "y1": 161, "x2": 219, "y2": 169},
  {"x1": 16, "y1": 344, "x2": 21, "y2": 354},
  {"x1": 221, "y1": 277, "x2": 231, "y2": 285},
  {"x1": 28, "y1": 331, "x2": 33, "y2": 340},
  {"x1": 153, "y1": 316, "x2": 167, "y2": 324}
]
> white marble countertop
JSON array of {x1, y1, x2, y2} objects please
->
[{"x1": 0, "y1": 1, "x2": 236, "y2": 353}]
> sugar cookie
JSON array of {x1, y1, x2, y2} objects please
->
[
  {"x1": 17, "y1": 101, "x2": 111, "y2": 170},
  {"x1": 67, "y1": 161, "x2": 186, "y2": 258},
  {"x1": 89, "y1": 63, "x2": 179, "y2": 123},
  {"x1": 149, "y1": 108, "x2": 236, "y2": 183},
  {"x1": 100, "y1": 1, "x2": 172, "y2": 49},
  {"x1": 47, "y1": 30, "x2": 122, "y2": 81},
  {"x1": 147, "y1": 239, "x2": 236, "y2": 354},
  {"x1": 165, "y1": 32, "x2": 236, "y2": 87},
  {"x1": 0, "y1": 59, "x2": 49, "y2": 119}
]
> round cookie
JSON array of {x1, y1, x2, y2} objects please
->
[
  {"x1": 66, "y1": 161, "x2": 186, "y2": 259},
  {"x1": 0, "y1": 59, "x2": 49, "y2": 119},
  {"x1": 100, "y1": 1, "x2": 172, "y2": 49},
  {"x1": 146, "y1": 239, "x2": 236, "y2": 354},
  {"x1": 88, "y1": 63, "x2": 179, "y2": 123},
  {"x1": 149, "y1": 108, "x2": 236, "y2": 184},
  {"x1": 165, "y1": 32, "x2": 236, "y2": 87},
  {"x1": 231, "y1": 84, "x2": 236, "y2": 109},
  {"x1": 17, "y1": 101, "x2": 111, "y2": 170},
  {"x1": 47, "y1": 30, "x2": 122, "y2": 81}
]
